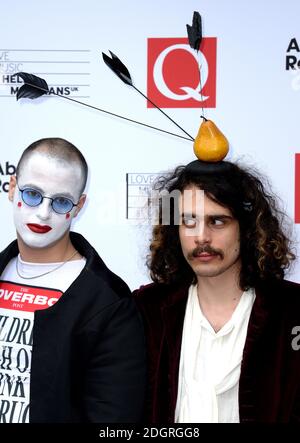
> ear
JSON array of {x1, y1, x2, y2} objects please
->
[
  {"x1": 73, "y1": 194, "x2": 86, "y2": 218},
  {"x1": 8, "y1": 176, "x2": 17, "y2": 202}
]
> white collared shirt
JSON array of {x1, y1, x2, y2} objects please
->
[{"x1": 175, "y1": 284, "x2": 256, "y2": 423}]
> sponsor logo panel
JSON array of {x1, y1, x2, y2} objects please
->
[
  {"x1": 126, "y1": 173, "x2": 160, "y2": 220},
  {"x1": 147, "y1": 37, "x2": 217, "y2": 108},
  {"x1": 0, "y1": 281, "x2": 63, "y2": 312},
  {"x1": 0, "y1": 49, "x2": 91, "y2": 98},
  {"x1": 0, "y1": 161, "x2": 16, "y2": 194}
]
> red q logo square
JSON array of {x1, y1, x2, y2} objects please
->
[{"x1": 147, "y1": 37, "x2": 217, "y2": 108}]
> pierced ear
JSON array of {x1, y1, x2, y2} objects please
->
[
  {"x1": 8, "y1": 176, "x2": 17, "y2": 202},
  {"x1": 74, "y1": 194, "x2": 86, "y2": 217}
]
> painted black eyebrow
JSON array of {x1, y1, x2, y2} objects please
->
[{"x1": 19, "y1": 183, "x2": 44, "y2": 193}]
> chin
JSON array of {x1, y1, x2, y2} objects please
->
[
  {"x1": 16, "y1": 229, "x2": 48, "y2": 247},
  {"x1": 196, "y1": 271, "x2": 225, "y2": 278},
  {"x1": 18, "y1": 230, "x2": 69, "y2": 250},
  {"x1": 194, "y1": 262, "x2": 239, "y2": 279},
  {"x1": 22, "y1": 239, "x2": 55, "y2": 249}
]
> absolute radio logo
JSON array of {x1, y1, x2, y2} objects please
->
[
  {"x1": 286, "y1": 38, "x2": 300, "y2": 70},
  {"x1": 0, "y1": 160, "x2": 16, "y2": 194},
  {"x1": 285, "y1": 38, "x2": 300, "y2": 91},
  {"x1": 147, "y1": 37, "x2": 217, "y2": 108},
  {"x1": 295, "y1": 154, "x2": 300, "y2": 223}
]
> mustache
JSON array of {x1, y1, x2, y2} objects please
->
[{"x1": 187, "y1": 245, "x2": 224, "y2": 260}]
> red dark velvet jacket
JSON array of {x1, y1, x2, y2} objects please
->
[{"x1": 133, "y1": 279, "x2": 300, "y2": 423}]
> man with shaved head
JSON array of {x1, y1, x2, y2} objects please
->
[{"x1": 0, "y1": 137, "x2": 146, "y2": 423}]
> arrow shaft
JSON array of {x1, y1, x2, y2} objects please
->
[
  {"x1": 22, "y1": 82, "x2": 193, "y2": 142},
  {"x1": 132, "y1": 85, "x2": 194, "y2": 141}
]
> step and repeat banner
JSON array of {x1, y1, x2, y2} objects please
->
[{"x1": 0, "y1": 0, "x2": 299, "y2": 289}]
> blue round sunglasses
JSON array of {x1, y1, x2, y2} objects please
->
[{"x1": 17, "y1": 184, "x2": 79, "y2": 215}]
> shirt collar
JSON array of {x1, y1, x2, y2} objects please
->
[{"x1": 189, "y1": 284, "x2": 256, "y2": 337}]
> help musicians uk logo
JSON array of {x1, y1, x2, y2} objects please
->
[
  {"x1": 147, "y1": 37, "x2": 217, "y2": 108},
  {"x1": 0, "y1": 49, "x2": 91, "y2": 99}
]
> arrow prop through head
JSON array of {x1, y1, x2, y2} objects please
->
[
  {"x1": 12, "y1": 71, "x2": 192, "y2": 142},
  {"x1": 186, "y1": 11, "x2": 206, "y2": 120},
  {"x1": 102, "y1": 51, "x2": 194, "y2": 141},
  {"x1": 186, "y1": 12, "x2": 230, "y2": 161},
  {"x1": 13, "y1": 11, "x2": 229, "y2": 162}
]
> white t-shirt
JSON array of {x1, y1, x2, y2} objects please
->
[
  {"x1": 175, "y1": 284, "x2": 256, "y2": 423},
  {"x1": 0, "y1": 254, "x2": 86, "y2": 423}
]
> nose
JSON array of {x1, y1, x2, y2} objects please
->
[
  {"x1": 193, "y1": 221, "x2": 211, "y2": 245},
  {"x1": 36, "y1": 197, "x2": 52, "y2": 221}
]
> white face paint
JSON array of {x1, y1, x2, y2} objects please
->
[{"x1": 12, "y1": 151, "x2": 83, "y2": 249}]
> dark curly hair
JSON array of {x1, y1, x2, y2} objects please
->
[{"x1": 147, "y1": 160, "x2": 296, "y2": 290}]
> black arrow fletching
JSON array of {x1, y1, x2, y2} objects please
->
[
  {"x1": 12, "y1": 72, "x2": 49, "y2": 100},
  {"x1": 102, "y1": 50, "x2": 133, "y2": 86},
  {"x1": 186, "y1": 11, "x2": 202, "y2": 51},
  {"x1": 103, "y1": 51, "x2": 194, "y2": 141}
]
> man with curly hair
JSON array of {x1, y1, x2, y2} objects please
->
[{"x1": 134, "y1": 159, "x2": 300, "y2": 423}]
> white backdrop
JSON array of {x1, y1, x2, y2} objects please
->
[{"x1": 0, "y1": 0, "x2": 299, "y2": 289}]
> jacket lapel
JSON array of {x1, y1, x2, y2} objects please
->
[
  {"x1": 241, "y1": 283, "x2": 272, "y2": 369},
  {"x1": 239, "y1": 283, "x2": 272, "y2": 422},
  {"x1": 0, "y1": 240, "x2": 19, "y2": 275}
]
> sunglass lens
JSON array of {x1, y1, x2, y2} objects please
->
[
  {"x1": 52, "y1": 197, "x2": 73, "y2": 214},
  {"x1": 22, "y1": 189, "x2": 42, "y2": 207}
]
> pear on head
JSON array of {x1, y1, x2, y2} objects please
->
[{"x1": 193, "y1": 117, "x2": 229, "y2": 162}]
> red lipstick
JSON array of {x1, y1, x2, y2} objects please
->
[{"x1": 27, "y1": 224, "x2": 52, "y2": 234}]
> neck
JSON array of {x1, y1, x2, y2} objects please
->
[
  {"x1": 196, "y1": 263, "x2": 243, "y2": 308},
  {"x1": 196, "y1": 263, "x2": 244, "y2": 332},
  {"x1": 17, "y1": 232, "x2": 77, "y2": 263}
]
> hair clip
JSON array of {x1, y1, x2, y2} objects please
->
[{"x1": 243, "y1": 202, "x2": 253, "y2": 211}]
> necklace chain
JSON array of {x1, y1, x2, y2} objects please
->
[{"x1": 16, "y1": 250, "x2": 79, "y2": 280}]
